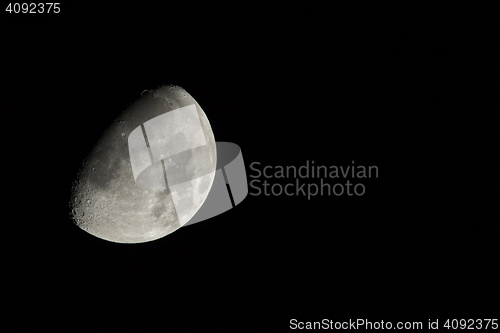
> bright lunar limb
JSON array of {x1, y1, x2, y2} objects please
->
[{"x1": 69, "y1": 85, "x2": 217, "y2": 243}]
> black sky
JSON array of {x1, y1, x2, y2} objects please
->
[{"x1": 2, "y1": 3, "x2": 499, "y2": 330}]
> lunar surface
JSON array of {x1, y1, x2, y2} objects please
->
[{"x1": 69, "y1": 85, "x2": 216, "y2": 243}]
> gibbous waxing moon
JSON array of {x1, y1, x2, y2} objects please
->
[{"x1": 69, "y1": 85, "x2": 217, "y2": 243}]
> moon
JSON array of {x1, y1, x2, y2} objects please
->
[{"x1": 69, "y1": 85, "x2": 217, "y2": 243}]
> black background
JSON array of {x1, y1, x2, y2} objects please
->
[{"x1": 2, "y1": 3, "x2": 499, "y2": 330}]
